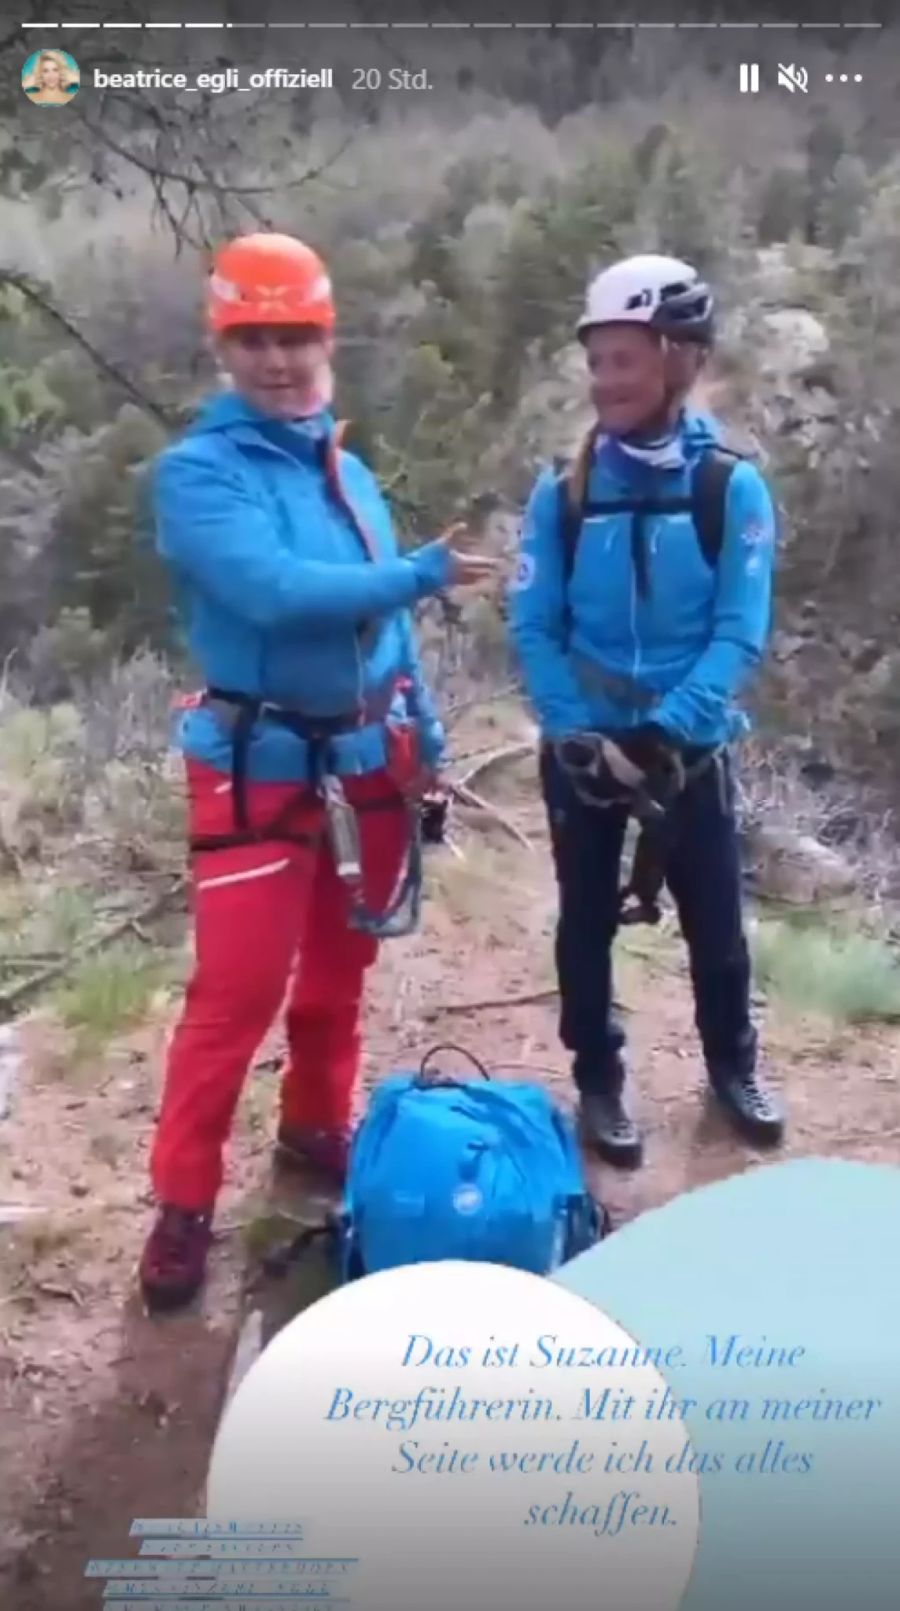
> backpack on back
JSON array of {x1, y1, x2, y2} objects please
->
[
  {"x1": 554, "y1": 444, "x2": 744, "y2": 601},
  {"x1": 338, "y1": 1045, "x2": 607, "y2": 1279}
]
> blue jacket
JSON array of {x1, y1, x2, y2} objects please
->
[
  {"x1": 152, "y1": 393, "x2": 451, "y2": 782},
  {"x1": 508, "y1": 409, "x2": 776, "y2": 749}
]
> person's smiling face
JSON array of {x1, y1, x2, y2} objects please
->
[
  {"x1": 584, "y1": 323, "x2": 706, "y2": 437},
  {"x1": 584, "y1": 323, "x2": 669, "y2": 437}
]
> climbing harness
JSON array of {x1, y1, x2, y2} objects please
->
[
  {"x1": 554, "y1": 732, "x2": 722, "y2": 926},
  {"x1": 182, "y1": 686, "x2": 426, "y2": 940}
]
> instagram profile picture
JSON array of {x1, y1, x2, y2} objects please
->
[{"x1": 22, "y1": 49, "x2": 80, "y2": 105}]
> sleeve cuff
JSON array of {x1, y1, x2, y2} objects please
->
[{"x1": 418, "y1": 718, "x2": 446, "y2": 768}]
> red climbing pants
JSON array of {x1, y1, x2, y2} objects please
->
[{"x1": 150, "y1": 758, "x2": 410, "y2": 1211}]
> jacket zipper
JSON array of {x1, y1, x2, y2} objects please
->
[{"x1": 235, "y1": 429, "x2": 373, "y2": 726}]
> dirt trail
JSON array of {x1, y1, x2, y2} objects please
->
[{"x1": 2, "y1": 730, "x2": 898, "y2": 1608}]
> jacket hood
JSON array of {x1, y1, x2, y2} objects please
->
[{"x1": 184, "y1": 389, "x2": 337, "y2": 442}]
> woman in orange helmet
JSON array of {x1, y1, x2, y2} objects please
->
[{"x1": 140, "y1": 232, "x2": 494, "y2": 1312}]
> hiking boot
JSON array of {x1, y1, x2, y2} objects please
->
[
  {"x1": 709, "y1": 1067, "x2": 785, "y2": 1147},
  {"x1": 579, "y1": 1090, "x2": 643, "y2": 1169},
  {"x1": 139, "y1": 1204, "x2": 213, "y2": 1314},
  {"x1": 274, "y1": 1124, "x2": 351, "y2": 1187}
]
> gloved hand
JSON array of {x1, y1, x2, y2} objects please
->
[
  {"x1": 597, "y1": 737, "x2": 647, "y2": 791},
  {"x1": 617, "y1": 723, "x2": 685, "y2": 804},
  {"x1": 420, "y1": 789, "x2": 449, "y2": 845},
  {"x1": 555, "y1": 731, "x2": 660, "y2": 790}
]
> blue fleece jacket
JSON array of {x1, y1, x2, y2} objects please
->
[
  {"x1": 508, "y1": 409, "x2": 776, "y2": 749},
  {"x1": 152, "y1": 393, "x2": 450, "y2": 782}
]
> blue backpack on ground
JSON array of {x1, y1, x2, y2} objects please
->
[{"x1": 338, "y1": 1045, "x2": 607, "y2": 1280}]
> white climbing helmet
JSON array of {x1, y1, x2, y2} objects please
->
[{"x1": 577, "y1": 254, "x2": 714, "y2": 346}]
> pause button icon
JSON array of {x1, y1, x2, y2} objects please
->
[{"x1": 740, "y1": 63, "x2": 760, "y2": 94}]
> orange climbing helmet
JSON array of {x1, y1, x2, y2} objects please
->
[{"x1": 207, "y1": 232, "x2": 336, "y2": 333}]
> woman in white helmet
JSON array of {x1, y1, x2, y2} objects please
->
[{"x1": 509, "y1": 253, "x2": 783, "y2": 1168}]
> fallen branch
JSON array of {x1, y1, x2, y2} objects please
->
[
  {"x1": 449, "y1": 783, "x2": 533, "y2": 852},
  {"x1": 425, "y1": 987, "x2": 558, "y2": 1017},
  {"x1": 425, "y1": 990, "x2": 632, "y2": 1018},
  {"x1": 490, "y1": 1060, "x2": 568, "y2": 1079},
  {"x1": 0, "y1": 955, "x2": 66, "y2": 970},
  {"x1": 456, "y1": 741, "x2": 535, "y2": 793},
  {"x1": 444, "y1": 683, "x2": 520, "y2": 730},
  {"x1": 32, "y1": 1280, "x2": 83, "y2": 1307},
  {"x1": 0, "y1": 874, "x2": 187, "y2": 1025},
  {"x1": 448, "y1": 745, "x2": 503, "y2": 766}
]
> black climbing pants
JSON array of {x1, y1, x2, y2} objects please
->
[{"x1": 539, "y1": 743, "x2": 757, "y2": 1094}]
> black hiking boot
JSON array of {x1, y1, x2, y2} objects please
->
[
  {"x1": 578, "y1": 1085, "x2": 643, "y2": 1169},
  {"x1": 709, "y1": 1066, "x2": 785, "y2": 1147}
]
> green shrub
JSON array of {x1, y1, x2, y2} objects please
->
[{"x1": 753, "y1": 920, "x2": 900, "y2": 1024}]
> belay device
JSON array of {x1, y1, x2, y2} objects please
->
[{"x1": 263, "y1": 1045, "x2": 608, "y2": 1284}]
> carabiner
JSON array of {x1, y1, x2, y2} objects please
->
[{"x1": 321, "y1": 774, "x2": 363, "y2": 884}]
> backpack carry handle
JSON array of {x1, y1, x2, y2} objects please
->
[{"x1": 415, "y1": 1043, "x2": 492, "y2": 1088}]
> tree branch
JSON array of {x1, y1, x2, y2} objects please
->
[
  {"x1": 0, "y1": 874, "x2": 186, "y2": 1026},
  {"x1": 423, "y1": 987, "x2": 559, "y2": 1017},
  {"x1": 74, "y1": 114, "x2": 359, "y2": 201},
  {"x1": 0, "y1": 272, "x2": 177, "y2": 431},
  {"x1": 448, "y1": 781, "x2": 534, "y2": 851},
  {"x1": 455, "y1": 742, "x2": 534, "y2": 791}
]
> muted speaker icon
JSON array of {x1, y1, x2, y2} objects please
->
[{"x1": 777, "y1": 64, "x2": 809, "y2": 92}]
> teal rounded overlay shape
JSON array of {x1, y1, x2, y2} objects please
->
[{"x1": 555, "y1": 1159, "x2": 900, "y2": 1611}]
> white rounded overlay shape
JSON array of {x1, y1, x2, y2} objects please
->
[{"x1": 207, "y1": 1262, "x2": 700, "y2": 1611}]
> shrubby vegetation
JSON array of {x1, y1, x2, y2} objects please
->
[{"x1": 2, "y1": 19, "x2": 900, "y2": 936}]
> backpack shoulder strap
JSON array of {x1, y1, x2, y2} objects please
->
[
  {"x1": 552, "y1": 456, "x2": 584, "y2": 585},
  {"x1": 556, "y1": 442, "x2": 746, "y2": 575},
  {"x1": 691, "y1": 446, "x2": 744, "y2": 569}
]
